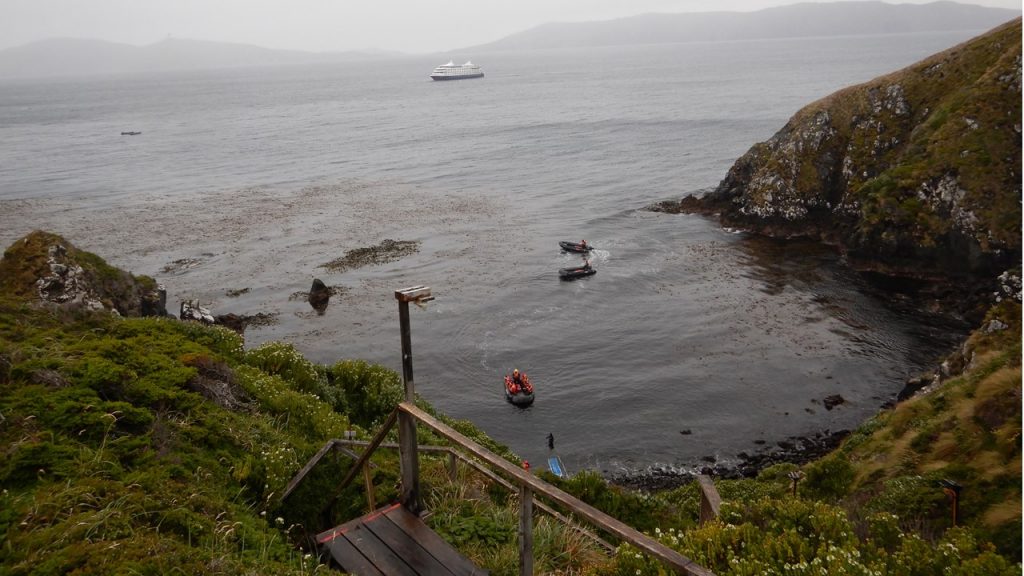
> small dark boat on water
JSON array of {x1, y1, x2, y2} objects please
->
[
  {"x1": 559, "y1": 241, "x2": 593, "y2": 253},
  {"x1": 559, "y1": 263, "x2": 596, "y2": 281},
  {"x1": 121, "y1": 131, "x2": 142, "y2": 136},
  {"x1": 504, "y1": 374, "x2": 535, "y2": 407}
]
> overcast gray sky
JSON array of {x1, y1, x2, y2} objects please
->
[{"x1": 2, "y1": 0, "x2": 1019, "y2": 53}]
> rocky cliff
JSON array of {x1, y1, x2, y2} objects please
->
[
  {"x1": 681, "y1": 19, "x2": 1020, "y2": 304},
  {"x1": 0, "y1": 230, "x2": 166, "y2": 317}
]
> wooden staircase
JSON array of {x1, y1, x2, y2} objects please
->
[{"x1": 317, "y1": 503, "x2": 487, "y2": 575}]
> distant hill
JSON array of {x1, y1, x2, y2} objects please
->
[
  {"x1": 0, "y1": 37, "x2": 403, "y2": 79},
  {"x1": 463, "y1": 1, "x2": 1020, "y2": 52}
]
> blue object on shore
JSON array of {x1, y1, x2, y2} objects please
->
[{"x1": 547, "y1": 455, "x2": 565, "y2": 478}]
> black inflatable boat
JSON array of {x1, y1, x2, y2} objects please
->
[
  {"x1": 559, "y1": 241, "x2": 593, "y2": 253},
  {"x1": 559, "y1": 264, "x2": 596, "y2": 280}
]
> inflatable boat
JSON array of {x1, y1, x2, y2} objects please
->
[
  {"x1": 504, "y1": 375, "x2": 535, "y2": 407},
  {"x1": 559, "y1": 264, "x2": 596, "y2": 280},
  {"x1": 559, "y1": 241, "x2": 593, "y2": 253}
]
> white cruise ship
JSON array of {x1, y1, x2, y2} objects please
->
[{"x1": 430, "y1": 60, "x2": 484, "y2": 81}]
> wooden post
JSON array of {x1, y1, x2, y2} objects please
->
[
  {"x1": 447, "y1": 450, "x2": 457, "y2": 481},
  {"x1": 395, "y1": 286, "x2": 432, "y2": 514},
  {"x1": 940, "y1": 479, "x2": 962, "y2": 527},
  {"x1": 519, "y1": 484, "x2": 534, "y2": 576},
  {"x1": 363, "y1": 462, "x2": 376, "y2": 512},
  {"x1": 697, "y1": 475, "x2": 721, "y2": 526}
]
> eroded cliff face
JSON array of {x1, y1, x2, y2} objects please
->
[{"x1": 706, "y1": 19, "x2": 1021, "y2": 282}]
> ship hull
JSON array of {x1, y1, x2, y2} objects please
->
[{"x1": 430, "y1": 73, "x2": 484, "y2": 81}]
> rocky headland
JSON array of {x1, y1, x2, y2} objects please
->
[
  {"x1": 644, "y1": 19, "x2": 1023, "y2": 486},
  {"x1": 655, "y1": 18, "x2": 1021, "y2": 321}
]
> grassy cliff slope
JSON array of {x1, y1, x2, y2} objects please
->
[{"x1": 0, "y1": 232, "x2": 609, "y2": 575}]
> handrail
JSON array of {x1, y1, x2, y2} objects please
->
[
  {"x1": 697, "y1": 475, "x2": 722, "y2": 525},
  {"x1": 399, "y1": 402, "x2": 715, "y2": 576},
  {"x1": 331, "y1": 439, "x2": 615, "y2": 551}
]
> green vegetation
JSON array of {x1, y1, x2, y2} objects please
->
[{"x1": 1, "y1": 233, "x2": 1019, "y2": 575}]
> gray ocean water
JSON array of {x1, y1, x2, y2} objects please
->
[{"x1": 0, "y1": 31, "x2": 978, "y2": 477}]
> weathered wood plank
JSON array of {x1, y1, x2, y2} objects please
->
[
  {"x1": 383, "y1": 506, "x2": 487, "y2": 576},
  {"x1": 363, "y1": 509, "x2": 453, "y2": 575},
  {"x1": 697, "y1": 475, "x2": 721, "y2": 526},
  {"x1": 321, "y1": 531, "x2": 386, "y2": 576},
  {"x1": 399, "y1": 402, "x2": 715, "y2": 576},
  {"x1": 344, "y1": 522, "x2": 419, "y2": 576},
  {"x1": 335, "y1": 440, "x2": 454, "y2": 454},
  {"x1": 399, "y1": 409, "x2": 421, "y2": 512}
]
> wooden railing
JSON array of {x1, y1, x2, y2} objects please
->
[
  {"x1": 287, "y1": 403, "x2": 714, "y2": 575},
  {"x1": 287, "y1": 285, "x2": 716, "y2": 575},
  {"x1": 697, "y1": 476, "x2": 722, "y2": 526},
  {"x1": 397, "y1": 402, "x2": 714, "y2": 575},
  {"x1": 285, "y1": 435, "x2": 616, "y2": 552}
]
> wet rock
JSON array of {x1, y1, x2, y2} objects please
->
[
  {"x1": 214, "y1": 312, "x2": 277, "y2": 333},
  {"x1": 823, "y1": 394, "x2": 846, "y2": 410},
  {"x1": 141, "y1": 285, "x2": 168, "y2": 317},
  {"x1": 608, "y1": 428, "x2": 852, "y2": 490},
  {"x1": 161, "y1": 257, "x2": 204, "y2": 274},
  {"x1": 180, "y1": 300, "x2": 215, "y2": 324},
  {"x1": 214, "y1": 313, "x2": 247, "y2": 332},
  {"x1": 309, "y1": 278, "x2": 331, "y2": 314},
  {"x1": 679, "y1": 429, "x2": 692, "y2": 435},
  {"x1": 225, "y1": 287, "x2": 250, "y2": 297},
  {"x1": 898, "y1": 373, "x2": 937, "y2": 401}
]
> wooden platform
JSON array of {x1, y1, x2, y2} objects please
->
[{"x1": 317, "y1": 503, "x2": 488, "y2": 575}]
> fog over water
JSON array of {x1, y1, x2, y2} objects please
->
[{"x1": 0, "y1": 31, "x2": 976, "y2": 476}]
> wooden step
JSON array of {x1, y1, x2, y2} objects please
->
[{"x1": 318, "y1": 503, "x2": 488, "y2": 575}]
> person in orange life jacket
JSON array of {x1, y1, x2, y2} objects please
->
[
  {"x1": 511, "y1": 368, "x2": 532, "y2": 394},
  {"x1": 512, "y1": 368, "x2": 523, "y2": 387}
]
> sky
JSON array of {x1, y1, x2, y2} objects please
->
[{"x1": 1, "y1": 0, "x2": 1020, "y2": 54}]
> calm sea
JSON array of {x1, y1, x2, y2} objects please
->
[{"x1": 0, "y1": 31, "x2": 980, "y2": 477}]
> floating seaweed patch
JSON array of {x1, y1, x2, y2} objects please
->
[{"x1": 320, "y1": 239, "x2": 420, "y2": 273}]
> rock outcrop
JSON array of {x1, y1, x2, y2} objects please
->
[
  {"x1": 676, "y1": 19, "x2": 1021, "y2": 312},
  {"x1": 0, "y1": 231, "x2": 166, "y2": 317}
]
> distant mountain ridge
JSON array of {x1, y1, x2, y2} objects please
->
[
  {"x1": 0, "y1": 37, "x2": 403, "y2": 80},
  {"x1": 463, "y1": 1, "x2": 1020, "y2": 52}
]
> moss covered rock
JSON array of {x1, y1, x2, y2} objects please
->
[{"x1": 0, "y1": 231, "x2": 166, "y2": 317}]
